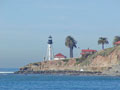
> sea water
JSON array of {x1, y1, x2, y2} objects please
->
[{"x1": 0, "y1": 69, "x2": 120, "y2": 90}]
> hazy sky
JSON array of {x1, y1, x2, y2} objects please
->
[{"x1": 0, "y1": 0, "x2": 120, "y2": 68}]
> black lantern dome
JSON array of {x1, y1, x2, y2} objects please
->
[{"x1": 48, "y1": 35, "x2": 53, "y2": 44}]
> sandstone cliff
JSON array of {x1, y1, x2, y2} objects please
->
[{"x1": 17, "y1": 46, "x2": 120, "y2": 75}]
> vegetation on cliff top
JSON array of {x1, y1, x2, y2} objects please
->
[
  {"x1": 74, "y1": 46, "x2": 120, "y2": 66},
  {"x1": 113, "y1": 36, "x2": 120, "y2": 45},
  {"x1": 91, "y1": 46, "x2": 116, "y2": 58}
]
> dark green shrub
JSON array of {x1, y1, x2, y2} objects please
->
[{"x1": 62, "y1": 59, "x2": 69, "y2": 62}]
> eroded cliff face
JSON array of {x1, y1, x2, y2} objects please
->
[
  {"x1": 20, "y1": 59, "x2": 82, "y2": 71},
  {"x1": 90, "y1": 47, "x2": 120, "y2": 67},
  {"x1": 20, "y1": 46, "x2": 120, "y2": 72}
]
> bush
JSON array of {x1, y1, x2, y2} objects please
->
[
  {"x1": 58, "y1": 61, "x2": 62, "y2": 66},
  {"x1": 32, "y1": 63, "x2": 39, "y2": 66},
  {"x1": 75, "y1": 56, "x2": 87, "y2": 65},
  {"x1": 62, "y1": 59, "x2": 69, "y2": 62}
]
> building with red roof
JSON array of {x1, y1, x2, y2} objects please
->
[
  {"x1": 54, "y1": 53, "x2": 66, "y2": 60},
  {"x1": 80, "y1": 48, "x2": 97, "y2": 56},
  {"x1": 114, "y1": 41, "x2": 120, "y2": 45}
]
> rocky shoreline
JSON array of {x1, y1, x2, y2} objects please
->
[{"x1": 15, "y1": 70, "x2": 104, "y2": 76}]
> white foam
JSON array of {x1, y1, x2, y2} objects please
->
[{"x1": 0, "y1": 72, "x2": 14, "y2": 74}]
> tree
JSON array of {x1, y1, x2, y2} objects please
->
[
  {"x1": 98, "y1": 37, "x2": 109, "y2": 50},
  {"x1": 65, "y1": 36, "x2": 77, "y2": 58},
  {"x1": 113, "y1": 36, "x2": 120, "y2": 45}
]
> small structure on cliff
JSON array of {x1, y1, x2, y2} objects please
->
[
  {"x1": 114, "y1": 41, "x2": 120, "y2": 46},
  {"x1": 54, "y1": 53, "x2": 66, "y2": 60},
  {"x1": 80, "y1": 48, "x2": 97, "y2": 56},
  {"x1": 45, "y1": 36, "x2": 54, "y2": 61}
]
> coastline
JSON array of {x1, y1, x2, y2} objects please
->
[
  {"x1": 15, "y1": 70, "x2": 120, "y2": 77},
  {"x1": 15, "y1": 46, "x2": 120, "y2": 77},
  {"x1": 15, "y1": 70, "x2": 104, "y2": 76}
]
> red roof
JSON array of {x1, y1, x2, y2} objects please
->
[
  {"x1": 54, "y1": 53, "x2": 66, "y2": 58},
  {"x1": 82, "y1": 49, "x2": 97, "y2": 52},
  {"x1": 115, "y1": 41, "x2": 120, "y2": 45}
]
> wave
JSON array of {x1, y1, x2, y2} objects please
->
[{"x1": 0, "y1": 72, "x2": 14, "y2": 74}]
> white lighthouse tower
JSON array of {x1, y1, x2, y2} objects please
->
[{"x1": 46, "y1": 36, "x2": 54, "y2": 61}]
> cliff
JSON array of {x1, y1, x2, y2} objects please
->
[{"x1": 16, "y1": 46, "x2": 120, "y2": 76}]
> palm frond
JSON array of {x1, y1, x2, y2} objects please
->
[
  {"x1": 65, "y1": 36, "x2": 77, "y2": 48},
  {"x1": 98, "y1": 37, "x2": 109, "y2": 45}
]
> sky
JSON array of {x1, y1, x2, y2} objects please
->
[{"x1": 0, "y1": 0, "x2": 120, "y2": 68}]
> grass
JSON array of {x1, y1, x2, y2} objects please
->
[
  {"x1": 90, "y1": 47, "x2": 116, "y2": 59},
  {"x1": 75, "y1": 57, "x2": 86, "y2": 64},
  {"x1": 62, "y1": 59, "x2": 70, "y2": 66},
  {"x1": 79, "y1": 55, "x2": 92, "y2": 66},
  {"x1": 58, "y1": 61, "x2": 62, "y2": 66},
  {"x1": 62, "y1": 59, "x2": 69, "y2": 63},
  {"x1": 75, "y1": 47, "x2": 117, "y2": 66}
]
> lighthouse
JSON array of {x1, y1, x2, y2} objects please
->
[{"x1": 45, "y1": 36, "x2": 54, "y2": 61}]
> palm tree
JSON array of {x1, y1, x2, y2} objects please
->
[
  {"x1": 65, "y1": 36, "x2": 77, "y2": 58},
  {"x1": 98, "y1": 37, "x2": 109, "y2": 50},
  {"x1": 113, "y1": 36, "x2": 120, "y2": 45}
]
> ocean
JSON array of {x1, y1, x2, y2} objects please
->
[{"x1": 0, "y1": 68, "x2": 120, "y2": 90}]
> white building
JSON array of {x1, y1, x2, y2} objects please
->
[{"x1": 54, "y1": 53, "x2": 66, "y2": 60}]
